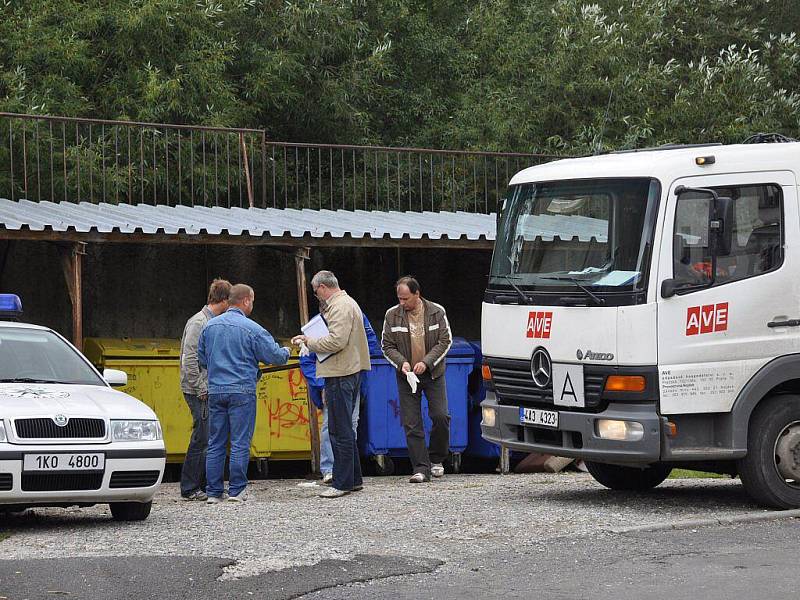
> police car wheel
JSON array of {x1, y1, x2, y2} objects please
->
[
  {"x1": 584, "y1": 461, "x2": 672, "y2": 491},
  {"x1": 738, "y1": 394, "x2": 800, "y2": 509},
  {"x1": 109, "y1": 501, "x2": 152, "y2": 521}
]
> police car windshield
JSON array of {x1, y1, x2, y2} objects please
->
[
  {"x1": 0, "y1": 327, "x2": 105, "y2": 386},
  {"x1": 490, "y1": 178, "x2": 660, "y2": 294}
]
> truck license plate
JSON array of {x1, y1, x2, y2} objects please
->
[
  {"x1": 519, "y1": 407, "x2": 559, "y2": 428},
  {"x1": 23, "y1": 453, "x2": 105, "y2": 471}
]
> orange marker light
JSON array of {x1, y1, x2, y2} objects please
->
[
  {"x1": 482, "y1": 364, "x2": 493, "y2": 381},
  {"x1": 604, "y1": 375, "x2": 646, "y2": 393}
]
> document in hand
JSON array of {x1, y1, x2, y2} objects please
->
[{"x1": 301, "y1": 314, "x2": 333, "y2": 362}]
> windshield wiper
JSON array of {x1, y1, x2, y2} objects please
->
[
  {"x1": 0, "y1": 378, "x2": 72, "y2": 384},
  {"x1": 539, "y1": 276, "x2": 606, "y2": 306},
  {"x1": 499, "y1": 274, "x2": 534, "y2": 304}
]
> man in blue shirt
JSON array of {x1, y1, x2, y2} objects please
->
[{"x1": 198, "y1": 283, "x2": 290, "y2": 503}]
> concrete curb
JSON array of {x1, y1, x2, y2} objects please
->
[{"x1": 609, "y1": 508, "x2": 800, "y2": 534}]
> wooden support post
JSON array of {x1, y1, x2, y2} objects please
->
[
  {"x1": 500, "y1": 445, "x2": 511, "y2": 474},
  {"x1": 295, "y1": 247, "x2": 320, "y2": 475},
  {"x1": 57, "y1": 242, "x2": 86, "y2": 351},
  {"x1": 0, "y1": 240, "x2": 12, "y2": 285}
]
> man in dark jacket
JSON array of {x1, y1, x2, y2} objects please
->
[{"x1": 381, "y1": 276, "x2": 452, "y2": 483}]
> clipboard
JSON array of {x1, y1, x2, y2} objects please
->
[{"x1": 301, "y1": 314, "x2": 333, "y2": 362}]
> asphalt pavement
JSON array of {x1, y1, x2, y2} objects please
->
[{"x1": 307, "y1": 518, "x2": 800, "y2": 600}]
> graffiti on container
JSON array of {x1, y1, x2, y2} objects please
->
[
  {"x1": 389, "y1": 398, "x2": 401, "y2": 420},
  {"x1": 258, "y1": 366, "x2": 318, "y2": 442}
]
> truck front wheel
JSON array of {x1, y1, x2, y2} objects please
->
[
  {"x1": 738, "y1": 394, "x2": 800, "y2": 509},
  {"x1": 585, "y1": 461, "x2": 672, "y2": 491}
]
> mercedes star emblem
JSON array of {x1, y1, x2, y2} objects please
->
[{"x1": 530, "y1": 347, "x2": 552, "y2": 388}]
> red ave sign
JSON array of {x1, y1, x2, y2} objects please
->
[
  {"x1": 686, "y1": 303, "x2": 729, "y2": 336},
  {"x1": 527, "y1": 311, "x2": 553, "y2": 339}
]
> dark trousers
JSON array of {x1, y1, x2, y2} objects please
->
[
  {"x1": 397, "y1": 372, "x2": 450, "y2": 477},
  {"x1": 180, "y1": 392, "x2": 209, "y2": 496},
  {"x1": 326, "y1": 373, "x2": 363, "y2": 491}
]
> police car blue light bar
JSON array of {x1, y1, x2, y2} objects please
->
[{"x1": 0, "y1": 294, "x2": 23, "y2": 318}]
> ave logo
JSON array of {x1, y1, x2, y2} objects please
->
[
  {"x1": 686, "y1": 303, "x2": 729, "y2": 336},
  {"x1": 527, "y1": 311, "x2": 553, "y2": 339}
]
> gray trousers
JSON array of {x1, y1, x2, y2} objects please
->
[{"x1": 397, "y1": 372, "x2": 450, "y2": 477}]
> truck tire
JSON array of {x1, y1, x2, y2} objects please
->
[
  {"x1": 110, "y1": 501, "x2": 152, "y2": 521},
  {"x1": 585, "y1": 461, "x2": 672, "y2": 491},
  {"x1": 737, "y1": 394, "x2": 800, "y2": 509}
]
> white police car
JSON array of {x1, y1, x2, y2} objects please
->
[{"x1": 0, "y1": 294, "x2": 165, "y2": 521}]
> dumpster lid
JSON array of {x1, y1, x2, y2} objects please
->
[
  {"x1": 83, "y1": 337, "x2": 182, "y2": 359},
  {"x1": 447, "y1": 337, "x2": 475, "y2": 359}
]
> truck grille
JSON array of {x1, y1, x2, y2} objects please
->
[
  {"x1": 21, "y1": 472, "x2": 103, "y2": 491},
  {"x1": 15, "y1": 418, "x2": 105, "y2": 439},
  {"x1": 0, "y1": 473, "x2": 12, "y2": 491},
  {"x1": 109, "y1": 471, "x2": 161, "y2": 488},
  {"x1": 488, "y1": 357, "x2": 606, "y2": 412}
]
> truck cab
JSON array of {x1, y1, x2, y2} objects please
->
[{"x1": 479, "y1": 142, "x2": 800, "y2": 508}]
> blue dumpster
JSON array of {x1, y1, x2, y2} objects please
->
[
  {"x1": 359, "y1": 338, "x2": 474, "y2": 474},
  {"x1": 464, "y1": 340, "x2": 502, "y2": 459}
]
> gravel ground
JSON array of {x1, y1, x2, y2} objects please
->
[{"x1": 0, "y1": 473, "x2": 763, "y2": 579}]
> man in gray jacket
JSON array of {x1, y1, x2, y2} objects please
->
[
  {"x1": 381, "y1": 276, "x2": 452, "y2": 483},
  {"x1": 179, "y1": 278, "x2": 231, "y2": 500}
]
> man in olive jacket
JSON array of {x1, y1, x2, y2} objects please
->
[
  {"x1": 381, "y1": 276, "x2": 453, "y2": 482},
  {"x1": 292, "y1": 270, "x2": 370, "y2": 498}
]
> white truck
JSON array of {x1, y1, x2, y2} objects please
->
[{"x1": 479, "y1": 140, "x2": 800, "y2": 508}]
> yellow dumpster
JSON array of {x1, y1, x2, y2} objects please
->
[{"x1": 83, "y1": 337, "x2": 318, "y2": 468}]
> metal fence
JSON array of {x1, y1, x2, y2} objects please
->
[{"x1": 0, "y1": 112, "x2": 562, "y2": 213}]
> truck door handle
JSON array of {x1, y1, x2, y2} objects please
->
[{"x1": 768, "y1": 319, "x2": 800, "y2": 328}]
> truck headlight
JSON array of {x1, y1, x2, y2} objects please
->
[
  {"x1": 482, "y1": 406, "x2": 497, "y2": 428},
  {"x1": 111, "y1": 420, "x2": 162, "y2": 441},
  {"x1": 0, "y1": 421, "x2": 6, "y2": 443},
  {"x1": 596, "y1": 419, "x2": 644, "y2": 441}
]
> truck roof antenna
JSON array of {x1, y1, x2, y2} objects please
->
[{"x1": 594, "y1": 89, "x2": 614, "y2": 155}]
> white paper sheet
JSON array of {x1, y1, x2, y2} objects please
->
[{"x1": 301, "y1": 314, "x2": 333, "y2": 362}]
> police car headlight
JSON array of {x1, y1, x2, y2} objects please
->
[
  {"x1": 0, "y1": 421, "x2": 6, "y2": 443},
  {"x1": 111, "y1": 420, "x2": 162, "y2": 441}
]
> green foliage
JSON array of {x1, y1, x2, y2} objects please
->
[{"x1": 2, "y1": 0, "x2": 800, "y2": 154}]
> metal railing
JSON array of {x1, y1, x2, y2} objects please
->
[{"x1": 0, "y1": 112, "x2": 563, "y2": 213}]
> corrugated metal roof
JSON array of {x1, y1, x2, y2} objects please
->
[{"x1": 0, "y1": 198, "x2": 605, "y2": 243}]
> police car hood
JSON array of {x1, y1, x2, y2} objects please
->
[{"x1": 0, "y1": 383, "x2": 158, "y2": 420}]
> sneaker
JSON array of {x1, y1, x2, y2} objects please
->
[
  {"x1": 206, "y1": 495, "x2": 226, "y2": 504},
  {"x1": 352, "y1": 485, "x2": 364, "y2": 492},
  {"x1": 431, "y1": 463, "x2": 445, "y2": 478},
  {"x1": 228, "y1": 489, "x2": 249, "y2": 503},
  {"x1": 182, "y1": 489, "x2": 208, "y2": 501},
  {"x1": 409, "y1": 473, "x2": 429, "y2": 483},
  {"x1": 322, "y1": 473, "x2": 333, "y2": 485},
  {"x1": 319, "y1": 487, "x2": 350, "y2": 498}
]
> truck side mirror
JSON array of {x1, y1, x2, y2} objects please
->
[
  {"x1": 712, "y1": 196, "x2": 734, "y2": 256},
  {"x1": 661, "y1": 278, "x2": 678, "y2": 298}
]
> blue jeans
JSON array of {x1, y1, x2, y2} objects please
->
[
  {"x1": 206, "y1": 392, "x2": 256, "y2": 498},
  {"x1": 326, "y1": 373, "x2": 362, "y2": 491},
  {"x1": 321, "y1": 392, "x2": 360, "y2": 476},
  {"x1": 180, "y1": 393, "x2": 209, "y2": 496}
]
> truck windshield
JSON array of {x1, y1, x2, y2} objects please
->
[
  {"x1": 0, "y1": 327, "x2": 106, "y2": 386},
  {"x1": 489, "y1": 178, "x2": 660, "y2": 299}
]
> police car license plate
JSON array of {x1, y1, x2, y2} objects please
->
[
  {"x1": 23, "y1": 453, "x2": 105, "y2": 471},
  {"x1": 519, "y1": 407, "x2": 559, "y2": 428}
]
